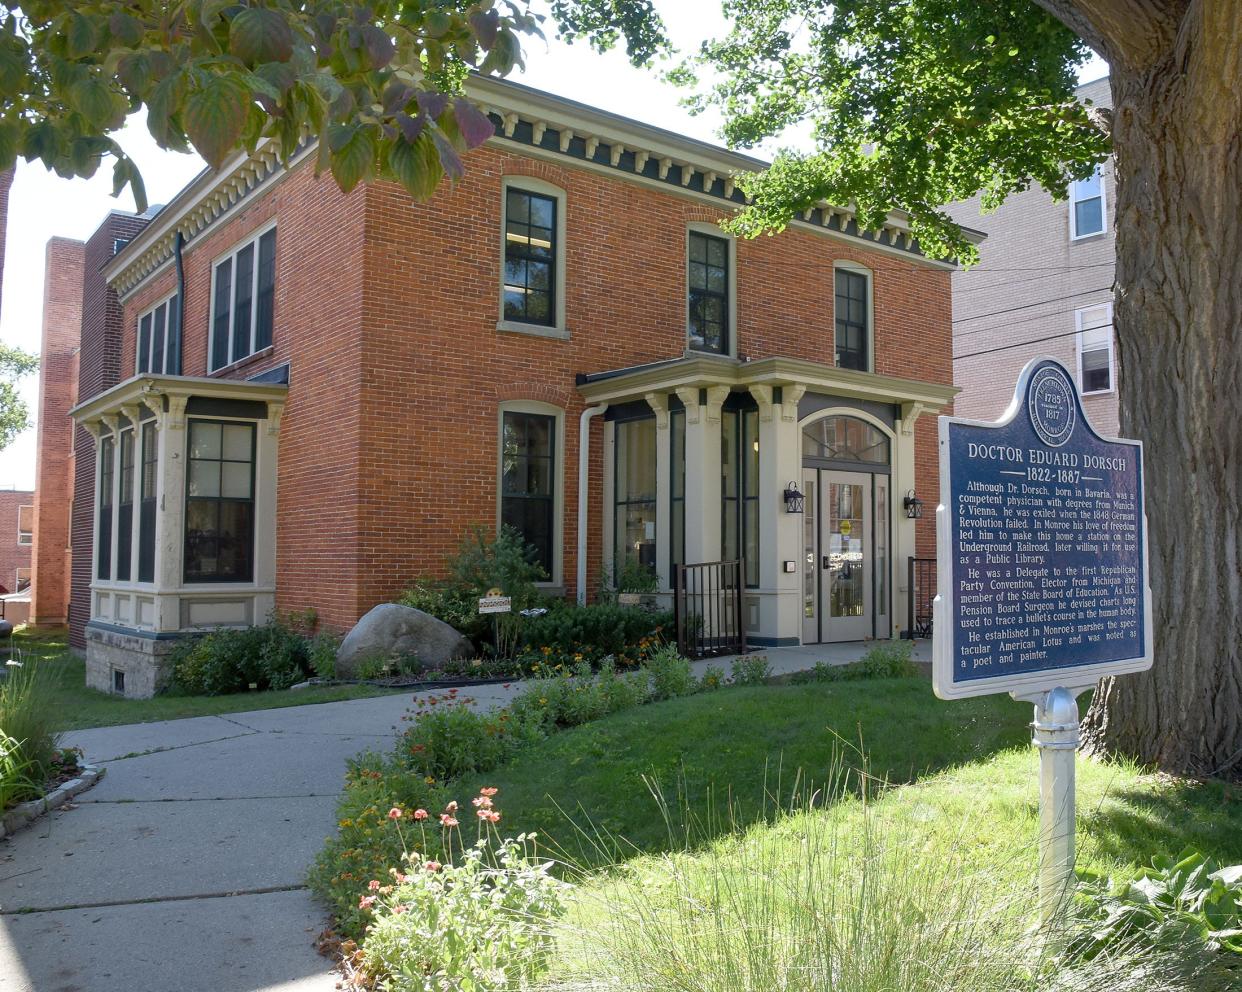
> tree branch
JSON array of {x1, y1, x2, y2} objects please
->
[{"x1": 1032, "y1": 0, "x2": 1188, "y2": 70}]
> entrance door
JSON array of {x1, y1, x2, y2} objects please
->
[{"x1": 802, "y1": 469, "x2": 874, "y2": 643}]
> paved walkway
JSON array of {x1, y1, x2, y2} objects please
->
[{"x1": 0, "y1": 641, "x2": 927, "y2": 992}]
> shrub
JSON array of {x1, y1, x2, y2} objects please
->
[
  {"x1": 308, "y1": 633, "x2": 339, "y2": 680},
  {"x1": 1071, "y1": 849, "x2": 1242, "y2": 962},
  {"x1": 646, "y1": 644, "x2": 696, "y2": 700},
  {"x1": 400, "y1": 526, "x2": 549, "y2": 653},
  {"x1": 399, "y1": 691, "x2": 544, "y2": 782},
  {"x1": 0, "y1": 655, "x2": 61, "y2": 807},
  {"x1": 508, "y1": 660, "x2": 651, "y2": 731},
  {"x1": 170, "y1": 621, "x2": 318, "y2": 695},
  {"x1": 359, "y1": 794, "x2": 569, "y2": 992},
  {"x1": 791, "y1": 640, "x2": 920, "y2": 684},
  {"x1": 699, "y1": 665, "x2": 726, "y2": 691},
  {"x1": 730, "y1": 654, "x2": 772, "y2": 686},
  {"x1": 519, "y1": 602, "x2": 673, "y2": 669}
]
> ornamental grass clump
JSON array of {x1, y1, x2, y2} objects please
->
[
  {"x1": 0, "y1": 654, "x2": 61, "y2": 808},
  {"x1": 358, "y1": 790, "x2": 569, "y2": 992}
]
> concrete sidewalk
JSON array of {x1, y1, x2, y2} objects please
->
[{"x1": 0, "y1": 640, "x2": 925, "y2": 992}]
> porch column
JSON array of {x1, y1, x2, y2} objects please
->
[
  {"x1": 675, "y1": 385, "x2": 728, "y2": 565},
  {"x1": 750, "y1": 384, "x2": 805, "y2": 643},
  {"x1": 252, "y1": 401, "x2": 283, "y2": 620},
  {"x1": 99, "y1": 413, "x2": 122, "y2": 583},
  {"x1": 645, "y1": 392, "x2": 671, "y2": 591},
  {"x1": 153, "y1": 395, "x2": 188, "y2": 632},
  {"x1": 894, "y1": 402, "x2": 924, "y2": 638}
]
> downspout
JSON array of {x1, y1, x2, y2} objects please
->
[
  {"x1": 577, "y1": 403, "x2": 609, "y2": 605},
  {"x1": 171, "y1": 231, "x2": 187, "y2": 375}
]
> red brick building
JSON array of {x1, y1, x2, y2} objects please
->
[
  {"x1": 69, "y1": 80, "x2": 969, "y2": 695},
  {"x1": 0, "y1": 489, "x2": 34, "y2": 597},
  {"x1": 31, "y1": 237, "x2": 86, "y2": 626}
]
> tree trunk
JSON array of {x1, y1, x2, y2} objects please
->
[{"x1": 1078, "y1": 4, "x2": 1242, "y2": 777}]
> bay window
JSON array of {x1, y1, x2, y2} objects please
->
[
  {"x1": 614, "y1": 417, "x2": 657, "y2": 580},
  {"x1": 184, "y1": 420, "x2": 256, "y2": 582}
]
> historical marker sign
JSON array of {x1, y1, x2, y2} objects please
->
[
  {"x1": 933, "y1": 357, "x2": 1153, "y2": 700},
  {"x1": 478, "y1": 595, "x2": 512, "y2": 615}
]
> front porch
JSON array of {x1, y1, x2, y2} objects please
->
[{"x1": 579, "y1": 352, "x2": 955, "y2": 649}]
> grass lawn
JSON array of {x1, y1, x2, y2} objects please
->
[
  {"x1": 454, "y1": 678, "x2": 1242, "y2": 874},
  {"x1": 11, "y1": 626, "x2": 401, "y2": 731}
]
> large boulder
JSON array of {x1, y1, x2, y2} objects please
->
[{"x1": 337, "y1": 604, "x2": 473, "y2": 678}]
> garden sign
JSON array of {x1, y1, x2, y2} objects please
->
[{"x1": 932, "y1": 356, "x2": 1152, "y2": 924}]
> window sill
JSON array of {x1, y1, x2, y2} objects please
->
[
  {"x1": 496, "y1": 320, "x2": 570, "y2": 341},
  {"x1": 1081, "y1": 388, "x2": 1115, "y2": 398},
  {"x1": 1070, "y1": 230, "x2": 1109, "y2": 243},
  {"x1": 209, "y1": 346, "x2": 276, "y2": 379}
]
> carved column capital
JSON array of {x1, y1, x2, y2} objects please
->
[
  {"x1": 781, "y1": 384, "x2": 807, "y2": 422},
  {"x1": 748, "y1": 384, "x2": 775, "y2": 422},
  {"x1": 166, "y1": 395, "x2": 189, "y2": 430},
  {"x1": 674, "y1": 386, "x2": 701, "y2": 425},
  {"x1": 900, "y1": 401, "x2": 926, "y2": 436},
  {"x1": 140, "y1": 391, "x2": 165, "y2": 421},
  {"x1": 100, "y1": 413, "x2": 120, "y2": 435},
  {"x1": 644, "y1": 392, "x2": 669, "y2": 430},
  {"x1": 118, "y1": 402, "x2": 142, "y2": 428},
  {"x1": 704, "y1": 385, "x2": 730, "y2": 425},
  {"x1": 266, "y1": 400, "x2": 285, "y2": 436}
]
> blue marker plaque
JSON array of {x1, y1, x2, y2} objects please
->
[{"x1": 932, "y1": 357, "x2": 1152, "y2": 700}]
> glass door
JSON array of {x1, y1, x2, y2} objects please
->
[
  {"x1": 801, "y1": 469, "x2": 818, "y2": 644},
  {"x1": 821, "y1": 471, "x2": 870, "y2": 642}
]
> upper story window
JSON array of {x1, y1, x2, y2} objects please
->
[
  {"x1": 184, "y1": 420, "x2": 256, "y2": 582},
  {"x1": 17, "y1": 505, "x2": 32, "y2": 545},
  {"x1": 137, "y1": 294, "x2": 180, "y2": 375},
  {"x1": 503, "y1": 189, "x2": 557, "y2": 327},
  {"x1": 210, "y1": 228, "x2": 276, "y2": 372},
  {"x1": 834, "y1": 266, "x2": 871, "y2": 371},
  {"x1": 688, "y1": 231, "x2": 730, "y2": 354},
  {"x1": 1070, "y1": 166, "x2": 1106, "y2": 239},
  {"x1": 1077, "y1": 303, "x2": 1114, "y2": 394}
]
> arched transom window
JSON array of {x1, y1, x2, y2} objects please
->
[{"x1": 802, "y1": 415, "x2": 890, "y2": 464}]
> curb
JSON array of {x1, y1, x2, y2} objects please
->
[{"x1": 0, "y1": 764, "x2": 106, "y2": 841}]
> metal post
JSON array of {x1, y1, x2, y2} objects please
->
[{"x1": 1031, "y1": 686, "x2": 1080, "y2": 928}]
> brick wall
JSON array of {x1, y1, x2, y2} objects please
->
[
  {"x1": 0, "y1": 490, "x2": 33, "y2": 594},
  {"x1": 32, "y1": 237, "x2": 85, "y2": 625},
  {"x1": 115, "y1": 146, "x2": 952, "y2": 633},
  {"x1": 69, "y1": 213, "x2": 149, "y2": 649},
  {"x1": 947, "y1": 77, "x2": 1117, "y2": 437}
]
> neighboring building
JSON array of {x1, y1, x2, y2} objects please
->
[
  {"x1": 947, "y1": 76, "x2": 1117, "y2": 436},
  {"x1": 0, "y1": 488, "x2": 34, "y2": 597},
  {"x1": 67, "y1": 78, "x2": 970, "y2": 697},
  {"x1": 31, "y1": 237, "x2": 86, "y2": 626}
]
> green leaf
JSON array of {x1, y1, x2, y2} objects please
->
[
  {"x1": 387, "y1": 132, "x2": 442, "y2": 200},
  {"x1": 229, "y1": 7, "x2": 295, "y2": 67},
  {"x1": 146, "y1": 70, "x2": 189, "y2": 151},
  {"x1": 108, "y1": 12, "x2": 144, "y2": 48},
  {"x1": 0, "y1": 120, "x2": 18, "y2": 171},
  {"x1": 184, "y1": 73, "x2": 251, "y2": 169},
  {"x1": 65, "y1": 11, "x2": 101, "y2": 60},
  {"x1": 327, "y1": 123, "x2": 376, "y2": 193},
  {"x1": 69, "y1": 77, "x2": 121, "y2": 128}
]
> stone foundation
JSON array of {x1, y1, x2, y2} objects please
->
[{"x1": 84, "y1": 623, "x2": 183, "y2": 698}]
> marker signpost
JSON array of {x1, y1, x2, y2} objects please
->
[{"x1": 932, "y1": 357, "x2": 1152, "y2": 925}]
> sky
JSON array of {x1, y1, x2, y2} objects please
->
[{"x1": 0, "y1": 6, "x2": 1107, "y2": 492}]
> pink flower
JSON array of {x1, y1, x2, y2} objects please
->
[
  {"x1": 484, "y1": 810, "x2": 501, "y2": 823},
  {"x1": 445, "y1": 801, "x2": 458, "y2": 813},
  {"x1": 472, "y1": 796, "x2": 493, "y2": 809},
  {"x1": 413, "y1": 809, "x2": 429, "y2": 821},
  {"x1": 392, "y1": 904, "x2": 408, "y2": 914},
  {"x1": 440, "y1": 814, "x2": 459, "y2": 828},
  {"x1": 358, "y1": 895, "x2": 376, "y2": 910},
  {"x1": 388, "y1": 807, "x2": 403, "y2": 820},
  {"x1": 424, "y1": 861, "x2": 442, "y2": 872},
  {"x1": 479, "y1": 787, "x2": 499, "y2": 797},
  {"x1": 368, "y1": 880, "x2": 381, "y2": 891}
]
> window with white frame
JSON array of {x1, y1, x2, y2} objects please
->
[
  {"x1": 137, "y1": 294, "x2": 180, "y2": 375},
  {"x1": 1070, "y1": 166, "x2": 1106, "y2": 239},
  {"x1": 17, "y1": 504, "x2": 32, "y2": 545},
  {"x1": 210, "y1": 228, "x2": 276, "y2": 371},
  {"x1": 1076, "y1": 303, "x2": 1114, "y2": 394}
]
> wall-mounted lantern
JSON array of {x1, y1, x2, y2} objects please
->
[
  {"x1": 903, "y1": 489, "x2": 924, "y2": 519},
  {"x1": 783, "y1": 482, "x2": 806, "y2": 514}
]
